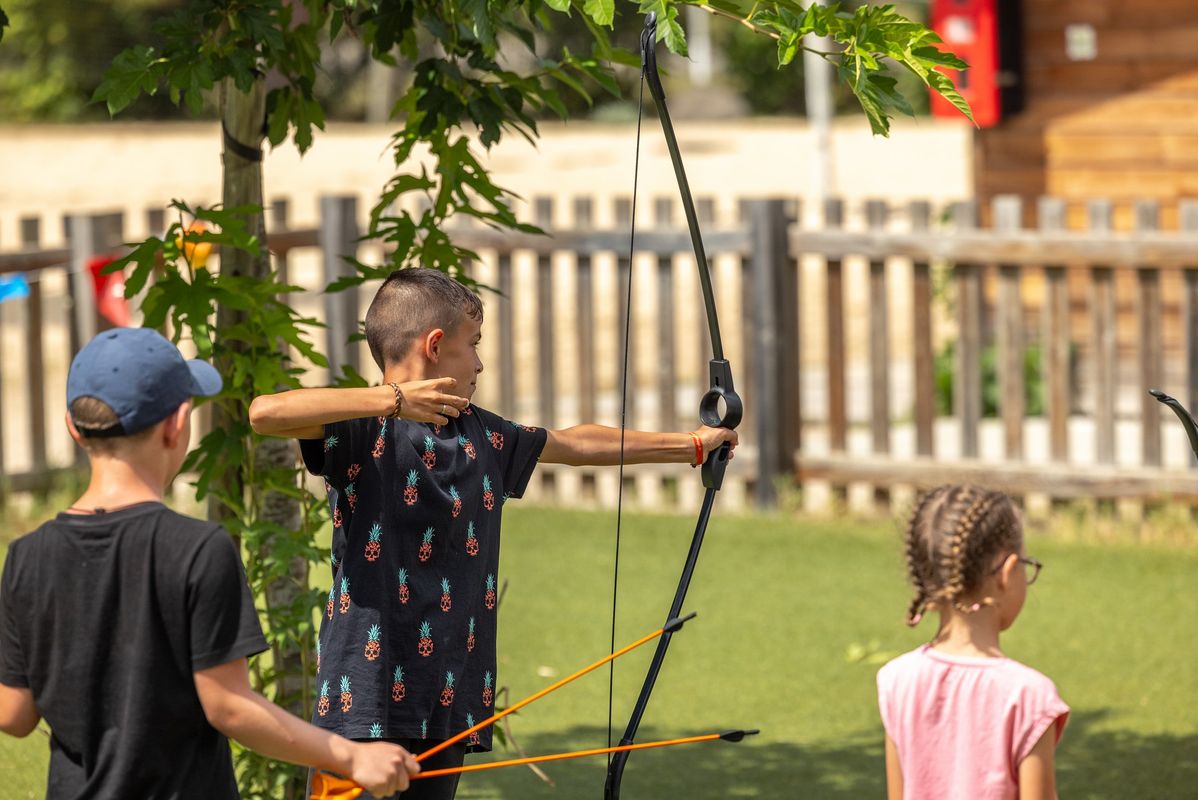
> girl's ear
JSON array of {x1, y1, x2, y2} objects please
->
[{"x1": 996, "y1": 552, "x2": 1021, "y2": 590}]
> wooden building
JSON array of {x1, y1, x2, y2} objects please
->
[{"x1": 972, "y1": 0, "x2": 1198, "y2": 229}]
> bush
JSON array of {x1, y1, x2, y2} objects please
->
[{"x1": 934, "y1": 340, "x2": 1047, "y2": 418}]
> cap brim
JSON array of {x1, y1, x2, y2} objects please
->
[{"x1": 187, "y1": 360, "x2": 223, "y2": 397}]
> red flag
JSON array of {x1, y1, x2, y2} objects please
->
[{"x1": 87, "y1": 255, "x2": 131, "y2": 327}]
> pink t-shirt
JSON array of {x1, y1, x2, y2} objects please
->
[{"x1": 877, "y1": 645, "x2": 1069, "y2": 800}]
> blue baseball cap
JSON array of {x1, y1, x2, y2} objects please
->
[{"x1": 67, "y1": 327, "x2": 223, "y2": 437}]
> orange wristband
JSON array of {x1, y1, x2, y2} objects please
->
[{"x1": 689, "y1": 433, "x2": 704, "y2": 467}]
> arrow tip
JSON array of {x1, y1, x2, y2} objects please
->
[
  {"x1": 719, "y1": 729, "x2": 760, "y2": 742},
  {"x1": 663, "y1": 611, "x2": 697, "y2": 633}
]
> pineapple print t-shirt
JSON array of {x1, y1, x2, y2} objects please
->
[{"x1": 300, "y1": 404, "x2": 545, "y2": 751}]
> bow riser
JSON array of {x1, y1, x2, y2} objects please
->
[{"x1": 605, "y1": 13, "x2": 748, "y2": 799}]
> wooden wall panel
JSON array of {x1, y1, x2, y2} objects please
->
[{"x1": 973, "y1": 0, "x2": 1198, "y2": 217}]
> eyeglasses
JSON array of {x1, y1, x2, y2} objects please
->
[{"x1": 990, "y1": 555, "x2": 1042, "y2": 585}]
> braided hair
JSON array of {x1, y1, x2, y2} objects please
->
[{"x1": 902, "y1": 485, "x2": 1022, "y2": 625}]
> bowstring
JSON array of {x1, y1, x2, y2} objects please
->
[{"x1": 608, "y1": 62, "x2": 647, "y2": 762}]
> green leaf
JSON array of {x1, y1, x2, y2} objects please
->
[
  {"x1": 92, "y1": 45, "x2": 163, "y2": 116},
  {"x1": 545, "y1": 0, "x2": 572, "y2": 13},
  {"x1": 927, "y1": 70, "x2": 976, "y2": 126},
  {"x1": 659, "y1": 11, "x2": 687, "y2": 57},
  {"x1": 583, "y1": 0, "x2": 615, "y2": 27},
  {"x1": 776, "y1": 33, "x2": 800, "y2": 67},
  {"x1": 912, "y1": 45, "x2": 968, "y2": 71}
]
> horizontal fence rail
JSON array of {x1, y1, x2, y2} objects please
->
[{"x1": 2, "y1": 194, "x2": 1198, "y2": 515}]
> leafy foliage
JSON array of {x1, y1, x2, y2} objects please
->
[
  {"x1": 0, "y1": 0, "x2": 180, "y2": 121},
  {"x1": 93, "y1": 1, "x2": 971, "y2": 283},
  {"x1": 697, "y1": 1, "x2": 972, "y2": 134},
  {"x1": 934, "y1": 340, "x2": 1055, "y2": 419}
]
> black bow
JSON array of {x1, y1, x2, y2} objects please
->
[
  {"x1": 1150, "y1": 389, "x2": 1198, "y2": 460},
  {"x1": 604, "y1": 13, "x2": 746, "y2": 799}
]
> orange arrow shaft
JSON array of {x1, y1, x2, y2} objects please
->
[
  {"x1": 414, "y1": 733, "x2": 724, "y2": 779},
  {"x1": 310, "y1": 620, "x2": 679, "y2": 799},
  {"x1": 416, "y1": 622, "x2": 670, "y2": 763},
  {"x1": 308, "y1": 732, "x2": 726, "y2": 799}
]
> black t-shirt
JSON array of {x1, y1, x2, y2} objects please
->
[
  {"x1": 300, "y1": 405, "x2": 545, "y2": 751},
  {"x1": 0, "y1": 502, "x2": 268, "y2": 799}
]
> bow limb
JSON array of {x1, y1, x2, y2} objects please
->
[
  {"x1": 604, "y1": 14, "x2": 745, "y2": 800},
  {"x1": 1150, "y1": 389, "x2": 1198, "y2": 460}
]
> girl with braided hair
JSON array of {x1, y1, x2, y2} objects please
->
[{"x1": 876, "y1": 485, "x2": 1069, "y2": 800}]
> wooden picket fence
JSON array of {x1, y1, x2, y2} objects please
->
[{"x1": 3, "y1": 194, "x2": 1198, "y2": 514}]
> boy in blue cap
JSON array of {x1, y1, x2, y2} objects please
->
[{"x1": 0, "y1": 327, "x2": 420, "y2": 798}]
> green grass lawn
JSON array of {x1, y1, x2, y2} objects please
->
[{"x1": 2, "y1": 505, "x2": 1196, "y2": 798}]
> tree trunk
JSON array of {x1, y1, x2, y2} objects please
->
[{"x1": 218, "y1": 77, "x2": 311, "y2": 800}]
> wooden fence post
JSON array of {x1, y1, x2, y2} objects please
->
[
  {"x1": 654, "y1": 196, "x2": 678, "y2": 435},
  {"x1": 320, "y1": 195, "x2": 360, "y2": 381},
  {"x1": 1136, "y1": 199, "x2": 1161, "y2": 468},
  {"x1": 65, "y1": 211, "x2": 123, "y2": 353},
  {"x1": 696, "y1": 198, "x2": 716, "y2": 377},
  {"x1": 535, "y1": 196, "x2": 557, "y2": 430},
  {"x1": 910, "y1": 201, "x2": 935, "y2": 457},
  {"x1": 1182, "y1": 199, "x2": 1198, "y2": 466},
  {"x1": 1089, "y1": 199, "x2": 1116, "y2": 465},
  {"x1": 746, "y1": 198, "x2": 792, "y2": 508},
  {"x1": 66, "y1": 211, "x2": 123, "y2": 468},
  {"x1": 21, "y1": 218, "x2": 47, "y2": 478},
  {"x1": 824, "y1": 198, "x2": 846, "y2": 455},
  {"x1": 781, "y1": 200, "x2": 802, "y2": 474},
  {"x1": 270, "y1": 198, "x2": 290, "y2": 287},
  {"x1": 574, "y1": 197, "x2": 596, "y2": 424},
  {"x1": 615, "y1": 197, "x2": 636, "y2": 431},
  {"x1": 866, "y1": 199, "x2": 891, "y2": 455},
  {"x1": 866, "y1": 199, "x2": 891, "y2": 508},
  {"x1": 994, "y1": 196, "x2": 1024, "y2": 460},
  {"x1": 497, "y1": 245, "x2": 516, "y2": 419},
  {"x1": 1039, "y1": 197, "x2": 1070, "y2": 463},
  {"x1": 952, "y1": 201, "x2": 982, "y2": 459}
]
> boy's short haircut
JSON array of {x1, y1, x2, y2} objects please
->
[
  {"x1": 70, "y1": 396, "x2": 156, "y2": 453},
  {"x1": 364, "y1": 268, "x2": 484, "y2": 370}
]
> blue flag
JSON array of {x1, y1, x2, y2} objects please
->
[{"x1": 0, "y1": 274, "x2": 30, "y2": 303}]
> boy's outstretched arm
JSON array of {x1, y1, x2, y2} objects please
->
[
  {"x1": 250, "y1": 378, "x2": 470, "y2": 440},
  {"x1": 194, "y1": 659, "x2": 420, "y2": 796},
  {"x1": 0, "y1": 683, "x2": 39, "y2": 737},
  {"x1": 540, "y1": 424, "x2": 737, "y2": 467}
]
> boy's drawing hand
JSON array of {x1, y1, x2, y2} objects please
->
[
  {"x1": 401, "y1": 378, "x2": 470, "y2": 424},
  {"x1": 349, "y1": 740, "x2": 420, "y2": 796},
  {"x1": 694, "y1": 425, "x2": 738, "y2": 463}
]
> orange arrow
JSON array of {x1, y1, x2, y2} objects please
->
[
  {"x1": 309, "y1": 613, "x2": 696, "y2": 800},
  {"x1": 309, "y1": 729, "x2": 758, "y2": 798},
  {"x1": 418, "y1": 612, "x2": 695, "y2": 763},
  {"x1": 414, "y1": 729, "x2": 759, "y2": 779}
]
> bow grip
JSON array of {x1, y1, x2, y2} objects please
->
[{"x1": 698, "y1": 359, "x2": 742, "y2": 490}]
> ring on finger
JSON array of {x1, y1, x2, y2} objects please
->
[{"x1": 440, "y1": 403, "x2": 446, "y2": 415}]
